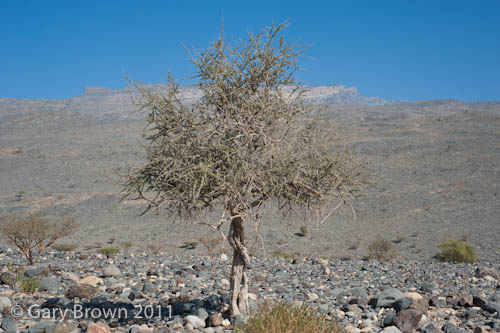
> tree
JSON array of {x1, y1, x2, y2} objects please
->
[
  {"x1": 122, "y1": 22, "x2": 364, "y2": 316},
  {"x1": 0, "y1": 214, "x2": 78, "y2": 264}
]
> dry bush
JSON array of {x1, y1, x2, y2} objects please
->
[
  {"x1": 434, "y1": 239, "x2": 477, "y2": 264},
  {"x1": 147, "y1": 241, "x2": 164, "y2": 255},
  {"x1": 237, "y1": 301, "x2": 344, "y2": 332},
  {"x1": 0, "y1": 214, "x2": 77, "y2": 264},
  {"x1": 199, "y1": 235, "x2": 223, "y2": 255},
  {"x1": 97, "y1": 248, "x2": 120, "y2": 256},
  {"x1": 120, "y1": 241, "x2": 133, "y2": 255},
  {"x1": 366, "y1": 237, "x2": 396, "y2": 261}
]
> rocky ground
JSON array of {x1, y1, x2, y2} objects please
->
[
  {"x1": 1, "y1": 94, "x2": 500, "y2": 331},
  {"x1": 0, "y1": 247, "x2": 499, "y2": 332}
]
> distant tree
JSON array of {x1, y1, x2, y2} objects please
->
[
  {"x1": 0, "y1": 213, "x2": 77, "y2": 264},
  {"x1": 122, "y1": 22, "x2": 364, "y2": 316}
]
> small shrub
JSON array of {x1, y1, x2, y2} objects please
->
[
  {"x1": 0, "y1": 214, "x2": 78, "y2": 264},
  {"x1": 97, "y1": 248, "x2": 120, "y2": 256},
  {"x1": 147, "y1": 241, "x2": 164, "y2": 255},
  {"x1": 434, "y1": 239, "x2": 477, "y2": 263},
  {"x1": 366, "y1": 237, "x2": 396, "y2": 261},
  {"x1": 199, "y1": 235, "x2": 223, "y2": 255},
  {"x1": 318, "y1": 255, "x2": 329, "y2": 260},
  {"x1": 236, "y1": 301, "x2": 344, "y2": 332},
  {"x1": 52, "y1": 243, "x2": 77, "y2": 252},
  {"x1": 182, "y1": 241, "x2": 199, "y2": 250},
  {"x1": 272, "y1": 251, "x2": 299, "y2": 260},
  {"x1": 21, "y1": 276, "x2": 40, "y2": 293},
  {"x1": 120, "y1": 241, "x2": 133, "y2": 255},
  {"x1": 299, "y1": 225, "x2": 309, "y2": 237},
  {"x1": 5, "y1": 265, "x2": 40, "y2": 293}
]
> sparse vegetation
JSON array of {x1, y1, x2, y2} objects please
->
[
  {"x1": 147, "y1": 241, "x2": 164, "y2": 255},
  {"x1": 272, "y1": 251, "x2": 299, "y2": 260},
  {"x1": 299, "y1": 225, "x2": 310, "y2": 237},
  {"x1": 182, "y1": 241, "x2": 199, "y2": 250},
  {"x1": 366, "y1": 237, "x2": 396, "y2": 261},
  {"x1": 235, "y1": 301, "x2": 344, "y2": 333},
  {"x1": 52, "y1": 243, "x2": 77, "y2": 252},
  {"x1": 4, "y1": 264, "x2": 40, "y2": 293},
  {"x1": 97, "y1": 247, "x2": 120, "y2": 256},
  {"x1": 120, "y1": 241, "x2": 133, "y2": 255},
  {"x1": 434, "y1": 239, "x2": 477, "y2": 264},
  {"x1": 0, "y1": 213, "x2": 78, "y2": 264},
  {"x1": 199, "y1": 235, "x2": 223, "y2": 255}
]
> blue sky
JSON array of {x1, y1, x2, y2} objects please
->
[{"x1": 1, "y1": 1, "x2": 499, "y2": 101}]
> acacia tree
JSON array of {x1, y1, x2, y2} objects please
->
[{"x1": 123, "y1": 22, "x2": 363, "y2": 316}]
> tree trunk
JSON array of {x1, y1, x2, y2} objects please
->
[{"x1": 228, "y1": 214, "x2": 250, "y2": 316}]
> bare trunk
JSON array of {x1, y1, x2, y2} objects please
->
[{"x1": 228, "y1": 214, "x2": 250, "y2": 316}]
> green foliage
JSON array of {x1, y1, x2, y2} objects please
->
[
  {"x1": 97, "y1": 248, "x2": 120, "y2": 256},
  {"x1": 182, "y1": 241, "x2": 199, "y2": 249},
  {"x1": 122, "y1": 21, "x2": 364, "y2": 220},
  {"x1": 434, "y1": 239, "x2": 477, "y2": 263},
  {"x1": 272, "y1": 251, "x2": 299, "y2": 260},
  {"x1": 0, "y1": 214, "x2": 78, "y2": 264},
  {"x1": 21, "y1": 276, "x2": 40, "y2": 293},
  {"x1": 235, "y1": 301, "x2": 344, "y2": 333},
  {"x1": 5, "y1": 264, "x2": 40, "y2": 293},
  {"x1": 366, "y1": 237, "x2": 396, "y2": 261}
]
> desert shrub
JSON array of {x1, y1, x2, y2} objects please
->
[
  {"x1": 21, "y1": 276, "x2": 40, "y2": 293},
  {"x1": 199, "y1": 235, "x2": 223, "y2": 255},
  {"x1": 366, "y1": 237, "x2": 396, "y2": 261},
  {"x1": 272, "y1": 251, "x2": 299, "y2": 260},
  {"x1": 235, "y1": 301, "x2": 344, "y2": 333},
  {"x1": 147, "y1": 241, "x2": 164, "y2": 255},
  {"x1": 0, "y1": 214, "x2": 78, "y2": 264},
  {"x1": 120, "y1": 241, "x2": 133, "y2": 255},
  {"x1": 434, "y1": 239, "x2": 477, "y2": 263},
  {"x1": 52, "y1": 243, "x2": 77, "y2": 252},
  {"x1": 299, "y1": 225, "x2": 310, "y2": 237},
  {"x1": 5, "y1": 265, "x2": 40, "y2": 293},
  {"x1": 97, "y1": 248, "x2": 120, "y2": 256},
  {"x1": 182, "y1": 241, "x2": 199, "y2": 250}
]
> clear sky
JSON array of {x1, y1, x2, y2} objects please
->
[{"x1": 1, "y1": 0, "x2": 499, "y2": 101}]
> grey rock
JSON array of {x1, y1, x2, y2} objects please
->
[
  {"x1": 383, "y1": 311, "x2": 395, "y2": 327},
  {"x1": 28, "y1": 321, "x2": 56, "y2": 333},
  {"x1": 185, "y1": 315, "x2": 205, "y2": 329},
  {"x1": 193, "y1": 307, "x2": 209, "y2": 321},
  {"x1": 1, "y1": 317, "x2": 17, "y2": 333},
  {"x1": 377, "y1": 288, "x2": 405, "y2": 307},
  {"x1": 0, "y1": 297, "x2": 12, "y2": 311},
  {"x1": 38, "y1": 277, "x2": 61, "y2": 292},
  {"x1": 381, "y1": 327, "x2": 402, "y2": 333},
  {"x1": 231, "y1": 314, "x2": 248, "y2": 327},
  {"x1": 394, "y1": 309, "x2": 423, "y2": 333},
  {"x1": 103, "y1": 264, "x2": 120, "y2": 277},
  {"x1": 393, "y1": 297, "x2": 413, "y2": 312}
]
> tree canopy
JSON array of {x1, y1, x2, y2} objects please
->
[{"x1": 123, "y1": 22, "x2": 362, "y2": 218}]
